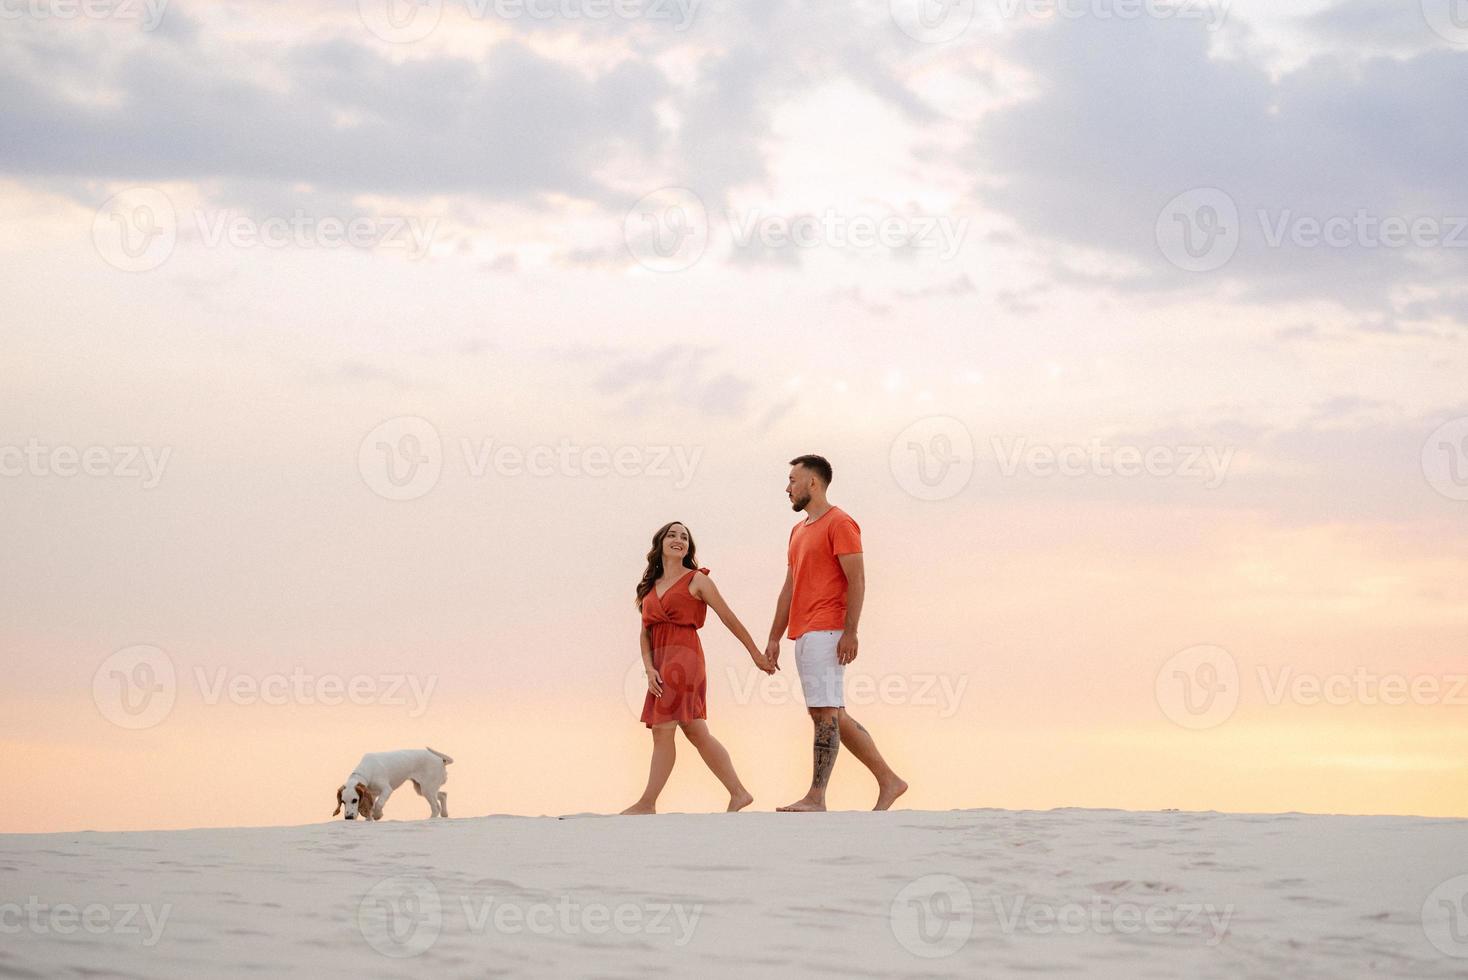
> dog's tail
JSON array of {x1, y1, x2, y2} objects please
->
[{"x1": 426, "y1": 746, "x2": 454, "y2": 765}]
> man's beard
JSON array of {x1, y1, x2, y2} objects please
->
[{"x1": 790, "y1": 492, "x2": 810, "y2": 512}]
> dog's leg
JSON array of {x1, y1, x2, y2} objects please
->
[
  {"x1": 437, "y1": 791, "x2": 448, "y2": 818},
  {"x1": 411, "y1": 779, "x2": 438, "y2": 818},
  {"x1": 372, "y1": 786, "x2": 393, "y2": 820}
]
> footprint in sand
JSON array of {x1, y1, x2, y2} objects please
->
[
  {"x1": 1089, "y1": 880, "x2": 1181, "y2": 894},
  {"x1": 1284, "y1": 894, "x2": 1347, "y2": 909}
]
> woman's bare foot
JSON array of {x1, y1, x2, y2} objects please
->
[
  {"x1": 776, "y1": 796, "x2": 826, "y2": 812},
  {"x1": 874, "y1": 777, "x2": 908, "y2": 811},
  {"x1": 727, "y1": 791, "x2": 754, "y2": 812},
  {"x1": 620, "y1": 803, "x2": 656, "y2": 815}
]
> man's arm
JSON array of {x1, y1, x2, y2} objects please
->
[
  {"x1": 765, "y1": 566, "x2": 794, "y2": 667},
  {"x1": 836, "y1": 552, "x2": 864, "y2": 664}
]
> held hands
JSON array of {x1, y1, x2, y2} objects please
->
[
  {"x1": 749, "y1": 648, "x2": 778, "y2": 675},
  {"x1": 645, "y1": 668, "x2": 664, "y2": 698},
  {"x1": 764, "y1": 638, "x2": 782, "y2": 671},
  {"x1": 837, "y1": 630, "x2": 858, "y2": 665}
]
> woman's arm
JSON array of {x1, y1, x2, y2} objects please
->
[
  {"x1": 639, "y1": 626, "x2": 662, "y2": 696},
  {"x1": 692, "y1": 573, "x2": 777, "y2": 674}
]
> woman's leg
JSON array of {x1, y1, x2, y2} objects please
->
[
  {"x1": 621, "y1": 723, "x2": 677, "y2": 815},
  {"x1": 679, "y1": 719, "x2": 754, "y2": 812}
]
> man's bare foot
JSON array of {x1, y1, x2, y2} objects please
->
[
  {"x1": 727, "y1": 791, "x2": 754, "y2": 812},
  {"x1": 620, "y1": 803, "x2": 656, "y2": 815},
  {"x1": 776, "y1": 797, "x2": 826, "y2": 812},
  {"x1": 874, "y1": 777, "x2": 908, "y2": 811}
]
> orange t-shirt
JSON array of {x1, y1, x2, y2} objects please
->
[{"x1": 786, "y1": 506, "x2": 862, "y2": 639}]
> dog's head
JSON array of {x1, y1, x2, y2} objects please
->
[{"x1": 334, "y1": 781, "x2": 375, "y2": 820}]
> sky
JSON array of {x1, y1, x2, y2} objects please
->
[{"x1": 2, "y1": 0, "x2": 1467, "y2": 832}]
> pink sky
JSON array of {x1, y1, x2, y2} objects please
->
[{"x1": 2, "y1": 1, "x2": 1467, "y2": 831}]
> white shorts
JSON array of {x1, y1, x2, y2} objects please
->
[{"x1": 794, "y1": 629, "x2": 845, "y2": 708}]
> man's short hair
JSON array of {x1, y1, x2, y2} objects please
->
[{"x1": 789, "y1": 454, "x2": 833, "y2": 485}]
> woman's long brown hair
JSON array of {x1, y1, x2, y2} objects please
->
[{"x1": 636, "y1": 521, "x2": 698, "y2": 610}]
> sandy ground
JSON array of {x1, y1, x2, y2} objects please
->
[{"x1": 3, "y1": 807, "x2": 1467, "y2": 978}]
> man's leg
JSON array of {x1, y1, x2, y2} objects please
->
[
  {"x1": 838, "y1": 709, "x2": 908, "y2": 810},
  {"x1": 777, "y1": 707, "x2": 840, "y2": 812},
  {"x1": 779, "y1": 630, "x2": 845, "y2": 812}
]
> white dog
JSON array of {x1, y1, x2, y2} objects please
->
[{"x1": 334, "y1": 747, "x2": 453, "y2": 821}]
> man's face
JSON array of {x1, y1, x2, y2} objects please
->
[{"x1": 786, "y1": 466, "x2": 813, "y2": 512}]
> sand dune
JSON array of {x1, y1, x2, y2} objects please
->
[{"x1": 2, "y1": 808, "x2": 1466, "y2": 978}]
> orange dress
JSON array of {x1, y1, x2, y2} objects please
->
[{"x1": 640, "y1": 567, "x2": 710, "y2": 727}]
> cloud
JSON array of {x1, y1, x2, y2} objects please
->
[
  {"x1": 593, "y1": 344, "x2": 756, "y2": 420},
  {"x1": 827, "y1": 285, "x2": 891, "y2": 317},
  {"x1": 970, "y1": 401, "x2": 1468, "y2": 529},
  {"x1": 0, "y1": 30, "x2": 665, "y2": 205},
  {"x1": 1300, "y1": 0, "x2": 1445, "y2": 52},
  {"x1": 0, "y1": 3, "x2": 936, "y2": 242},
  {"x1": 311, "y1": 358, "x2": 415, "y2": 387},
  {"x1": 973, "y1": 14, "x2": 1468, "y2": 313},
  {"x1": 664, "y1": 5, "x2": 936, "y2": 205},
  {"x1": 1304, "y1": 395, "x2": 1393, "y2": 424},
  {"x1": 1397, "y1": 291, "x2": 1468, "y2": 324},
  {"x1": 728, "y1": 232, "x2": 803, "y2": 267},
  {"x1": 1273, "y1": 323, "x2": 1319, "y2": 342},
  {"x1": 753, "y1": 394, "x2": 796, "y2": 435},
  {"x1": 897, "y1": 273, "x2": 976, "y2": 299},
  {"x1": 675, "y1": 44, "x2": 781, "y2": 203}
]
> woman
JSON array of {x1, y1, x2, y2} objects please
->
[{"x1": 621, "y1": 520, "x2": 776, "y2": 815}]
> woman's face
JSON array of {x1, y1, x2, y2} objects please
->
[{"x1": 660, "y1": 523, "x2": 691, "y2": 567}]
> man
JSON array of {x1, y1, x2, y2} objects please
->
[{"x1": 766, "y1": 454, "x2": 908, "y2": 812}]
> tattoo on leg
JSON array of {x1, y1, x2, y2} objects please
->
[{"x1": 812, "y1": 717, "x2": 840, "y2": 788}]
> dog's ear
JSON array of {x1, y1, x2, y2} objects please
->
[
  {"x1": 357, "y1": 783, "x2": 375, "y2": 819},
  {"x1": 333, "y1": 784, "x2": 345, "y2": 816}
]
